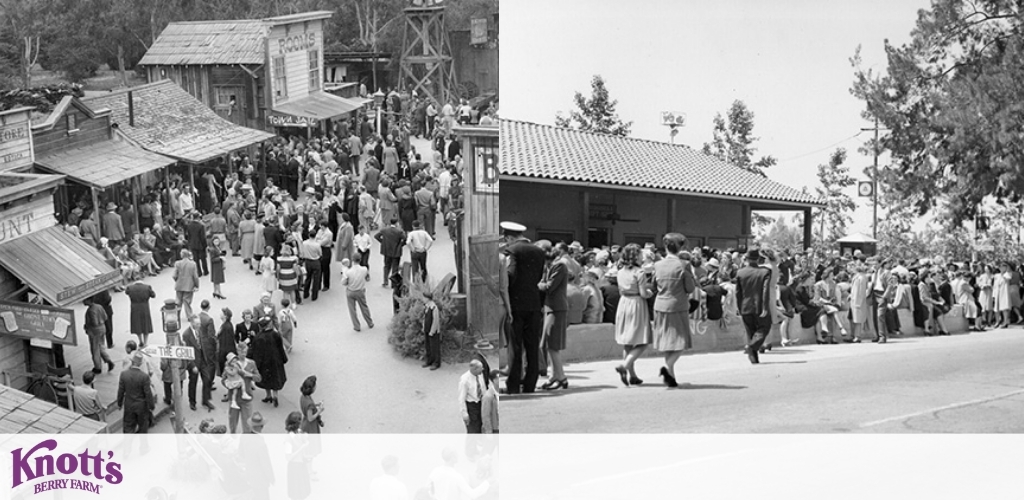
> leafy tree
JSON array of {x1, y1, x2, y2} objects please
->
[
  {"x1": 850, "y1": 0, "x2": 1024, "y2": 224},
  {"x1": 0, "y1": 0, "x2": 51, "y2": 87},
  {"x1": 555, "y1": 74, "x2": 632, "y2": 136},
  {"x1": 701, "y1": 100, "x2": 777, "y2": 177},
  {"x1": 756, "y1": 215, "x2": 804, "y2": 254},
  {"x1": 812, "y1": 148, "x2": 857, "y2": 251}
]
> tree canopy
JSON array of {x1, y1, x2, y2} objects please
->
[
  {"x1": 555, "y1": 74, "x2": 632, "y2": 137},
  {"x1": 813, "y1": 148, "x2": 857, "y2": 250},
  {"x1": 851, "y1": 0, "x2": 1024, "y2": 224},
  {"x1": 701, "y1": 100, "x2": 777, "y2": 177}
]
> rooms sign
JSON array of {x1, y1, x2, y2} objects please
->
[{"x1": 277, "y1": 32, "x2": 317, "y2": 55}]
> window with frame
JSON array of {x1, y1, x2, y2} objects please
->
[
  {"x1": 308, "y1": 49, "x2": 320, "y2": 91},
  {"x1": 273, "y1": 56, "x2": 287, "y2": 101}
]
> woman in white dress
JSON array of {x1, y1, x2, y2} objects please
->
[
  {"x1": 613, "y1": 244, "x2": 653, "y2": 387},
  {"x1": 992, "y1": 262, "x2": 1011, "y2": 328},
  {"x1": 977, "y1": 264, "x2": 995, "y2": 328},
  {"x1": 259, "y1": 246, "x2": 278, "y2": 294}
]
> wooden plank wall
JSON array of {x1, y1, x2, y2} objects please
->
[
  {"x1": 0, "y1": 111, "x2": 34, "y2": 172},
  {"x1": 32, "y1": 107, "x2": 112, "y2": 156},
  {"x1": 0, "y1": 267, "x2": 28, "y2": 389},
  {"x1": 0, "y1": 195, "x2": 58, "y2": 245}
]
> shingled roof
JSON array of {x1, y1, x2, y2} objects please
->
[
  {"x1": 137, "y1": 20, "x2": 267, "y2": 66},
  {"x1": 82, "y1": 80, "x2": 274, "y2": 164},
  {"x1": 500, "y1": 120, "x2": 822, "y2": 207}
]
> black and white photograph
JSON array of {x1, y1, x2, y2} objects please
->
[
  {"x1": 0, "y1": 0, "x2": 500, "y2": 438},
  {"x1": 496, "y1": 0, "x2": 1024, "y2": 433}
]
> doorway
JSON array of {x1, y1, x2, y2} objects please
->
[{"x1": 588, "y1": 227, "x2": 610, "y2": 248}]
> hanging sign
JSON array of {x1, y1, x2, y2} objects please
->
[
  {"x1": 268, "y1": 114, "x2": 318, "y2": 128},
  {"x1": 0, "y1": 300, "x2": 77, "y2": 347}
]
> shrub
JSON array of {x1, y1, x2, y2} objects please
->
[{"x1": 388, "y1": 281, "x2": 470, "y2": 362}]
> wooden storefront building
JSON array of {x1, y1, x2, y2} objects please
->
[
  {"x1": 138, "y1": 11, "x2": 367, "y2": 136},
  {"x1": 499, "y1": 120, "x2": 822, "y2": 250}
]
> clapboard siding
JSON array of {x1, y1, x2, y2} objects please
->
[
  {"x1": 0, "y1": 266, "x2": 27, "y2": 389},
  {"x1": 268, "y1": 21, "x2": 322, "y2": 102},
  {"x1": 32, "y1": 108, "x2": 111, "y2": 155}
]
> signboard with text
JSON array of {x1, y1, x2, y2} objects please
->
[
  {"x1": 56, "y1": 270, "x2": 122, "y2": 303},
  {"x1": 267, "y1": 114, "x2": 317, "y2": 128},
  {"x1": 474, "y1": 146, "x2": 499, "y2": 194},
  {"x1": 0, "y1": 108, "x2": 35, "y2": 171},
  {"x1": 0, "y1": 300, "x2": 77, "y2": 346},
  {"x1": 141, "y1": 344, "x2": 195, "y2": 360}
]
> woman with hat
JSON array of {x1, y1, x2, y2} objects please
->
[
  {"x1": 613, "y1": 243, "x2": 654, "y2": 386},
  {"x1": 250, "y1": 316, "x2": 287, "y2": 407}
]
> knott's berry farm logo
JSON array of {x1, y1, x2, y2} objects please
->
[{"x1": 11, "y1": 439, "x2": 123, "y2": 495}]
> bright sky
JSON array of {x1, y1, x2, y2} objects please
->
[{"x1": 500, "y1": 0, "x2": 930, "y2": 234}]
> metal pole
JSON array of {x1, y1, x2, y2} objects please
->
[{"x1": 872, "y1": 117, "x2": 879, "y2": 240}]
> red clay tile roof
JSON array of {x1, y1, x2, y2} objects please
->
[
  {"x1": 82, "y1": 81, "x2": 274, "y2": 164},
  {"x1": 137, "y1": 20, "x2": 267, "y2": 66},
  {"x1": 500, "y1": 120, "x2": 822, "y2": 207}
]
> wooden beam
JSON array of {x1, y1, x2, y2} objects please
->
[
  {"x1": 582, "y1": 190, "x2": 590, "y2": 247},
  {"x1": 803, "y1": 207, "x2": 813, "y2": 250}
]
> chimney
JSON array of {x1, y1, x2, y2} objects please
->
[{"x1": 128, "y1": 91, "x2": 135, "y2": 127}]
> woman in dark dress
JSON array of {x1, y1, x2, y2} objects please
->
[
  {"x1": 397, "y1": 180, "x2": 417, "y2": 232},
  {"x1": 343, "y1": 181, "x2": 361, "y2": 234},
  {"x1": 249, "y1": 317, "x2": 287, "y2": 407},
  {"x1": 216, "y1": 307, "x2": 236, "y2": 377},
  {"x1": 235, "y1": 309, "x2": 258, "y2": 345},
  {"x1": 791, "y1": 272, "x2": 826, "y2": 343},
  {"x1": 210, "y1": 236, "x2": 226, "y2": 299}
]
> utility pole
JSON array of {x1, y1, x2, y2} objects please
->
[{"x1": 861, "y1": 118, "x2": 881, "y2": 239}]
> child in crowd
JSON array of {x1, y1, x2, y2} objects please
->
[{"x1": 221, "y1": 353, "x2": 251, "y2": 410}]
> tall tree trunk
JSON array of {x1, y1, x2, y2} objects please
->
[
  {"x1": 117, "y1": 43, "x2": 128, "y2": 87},
  {"x1": 22, "y1": 36, "x2": 33, "y2": 88}
]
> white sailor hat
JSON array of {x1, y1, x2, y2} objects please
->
[{"x1": 499, "y1": 221, "x2": 526, "y2": 233}]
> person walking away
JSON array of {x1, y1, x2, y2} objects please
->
[
  {"x1": 173, "y1": 249, "x2": 200, "y2": 318},
  {"x1": 124, "y1": 279, "x2": 155, "y2": 347},
  {"x1": 378, "y1": 179, "x2": 398, "y2": 227},
  {"x1": 251, "y1": 317, "x2": 287, "y2": 407},
  {"x1": 422, "y1": 291, "x2": 442, "y2": 370},
  {"x1": 736, "y1": 249, "x2": 772, "y2": 364},
  {"x1": 83, "y1": 297, "x2": 115, "y2": 374},
  {"x1": 117, "y1": 351, "x2": 155, "y2": 438},
  {"x1": 278, "y1": 298, "x2": 296, "y2": 352},
  {"x1": 501, "y1": 222, "x2": 546, "y2": 394},
  {"x1": 459, "y1": 358, "x2": 486, "y2": 433},
  {"x1": 340, "y1": 258, "x2": 374, "y2": 331},
  {"x1": 414, "y1": 182, "x2": 437, "y2": 236},
  {"x1": 407, "y1": 220, "x2": 433, "y2": 283},
  {"x1": 358, "y1": 186, "x2": 376, "y2": 233},
  {"x1": 651, "y1": 233, "x2": 697, "y2": 387},
  {"x1": 277, "y1": 245, "x2": 300, "y2": 306},
  {"x1": 375, "y1": 218, "x2": 406, "y2": 285},
  {"x1": 299, "y1": 232, "x2": 323, "y2": 301},
  {"x1": 315, "y1": 223, "x2": 334, "y2": 292},
  {"x1": 91, "y1": 288, "x2": 115, "y2": 349},
  {"x1": 239, "y1": 212, "x2": 257, "y2": 268},
  {"x1": 613, "y1": 243, "x2": 653, "y2": 384},
  {"x1": 334, "y1": 213, "x2": 355, "y2": 264},
  {"x1": 538, "y1": 242, "x2": 570, "y2": 390},
  {"x1": 185, "y1": 212, "x2": 209, "y2": 277}
]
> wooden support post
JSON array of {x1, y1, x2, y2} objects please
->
[
  {"x1": 582, "y1": 190, "x2": 590, "y2": 247},
  {"x1": 668, "y1": 197, "x2": 676, "y2": 235},
  {"x1": 90, "y1": 188, "x2": 101, "y2": 230},
  {"x1": 803, "y1": 207, "x2": 813, "y2": 251}
]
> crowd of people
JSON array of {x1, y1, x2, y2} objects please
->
[
  {"x1": 62, "y1": 104, "x2": 483, "y2": 436},
  {"x1": 496, "y1": 221, "x2": 1024, "y2": 393}
]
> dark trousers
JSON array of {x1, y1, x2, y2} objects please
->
[
  {"x1": 104, "y1": 315, "x2": 114, "y2": 349},
  {"x1": 320, "y1": 247, "x2": 332, "y2": 290},
  {"x1": 200, "y1": 364, "x2": 214, "y2": 404},
  {"x1": 465, "y1": 401, "x2": 483, "y2": 433},
  {"x1": 358, "y1": 249, "x2": 370, "y2": 268},
  {"x1": 508, "y1": 310, "x2": 542, "y2": 394},
  {"x1": 163, "y1": 380, "x2": 182, "y2": 403},
  {"x1": 122, "y1": 408, "x2": 149, "y2": 434},
  {"x1": 417, "y1": 207, "x2": 435, "y2": 235},
  {"x1": 425, "y1": 331, "x2": 441, "y2": 367},
  {"x1": 411, "y1": 251, "x2": 428, "y2": 282},
  {"x1": 303, "y1": 259, "x2": 322, "y2": 301},
  {"x1": 187, "y1": 369, "x2": 199, "y2": 405},
  {"x1": 741, "y1": 313, "x2": 772, "y2": 352},
  {"x1": 383, "y1": 255, "x2": 401, "y2": 281},
  {"x1": 192, "y1": 247, "x2": 209, "y2": 276}
]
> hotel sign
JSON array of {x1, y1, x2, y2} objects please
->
[{"x1": 277, "y1": 32, "x2": 317, "y2": 55}]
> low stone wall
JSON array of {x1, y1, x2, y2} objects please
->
[{"x1": 560, "y1": 306, "x2": 969, "y2": 364}]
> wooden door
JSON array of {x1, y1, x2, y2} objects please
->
[{"x1": 468, "y1": 233, "x2": 501, "y2": 346}]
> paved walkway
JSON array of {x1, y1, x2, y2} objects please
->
[{"x1": 62, "y1": 139, "x2": 482, "y2": 433}]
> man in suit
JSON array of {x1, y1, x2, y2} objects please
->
[
  {"x1": 184, "y1": 212, "x2": 209, "y2": 276},
  {"x1": 414, "y1": 183, "x2": 437, "y2": 237},
  {"x1": 197, "y1": 300, "x2": 218, "y2": 411},
  {"x1": 182, "y1": 315, "x2": 207, "y2": 411},
  {"x1": 538, "y1": 242, "x2": 570, "y2": 390},
  {"x1": 173, "y1": 249, "x2": 200, "y2": 318},
  {"x1": 501, "y1": 222, "x2": 547, "y2": 394},
  {"x1": 157, "y1": 221, "x2": 183, "y2": 264},
  {"x1": 101, "y1": 202, "x2": 126, "y2": 245},
  {"x1": 735, "y1": 248, "x2": 772, "y2": 364},
  {"x1": 263, "y1": 216, "x2": 285, "y2": 260},
  {"x1": 652, "y1": 233, "x2": 698, "y2": 386},
  {"x1": 375, "y1": 218, "x2": 406, "y2": 284},
  {"x1": 117, "y1": 351, "x2": 155, "y2": 434}
]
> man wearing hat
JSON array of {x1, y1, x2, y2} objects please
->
[
  {"x1": 117, "y1": 350, "x2": 155, "y2": 434},
  {"x1": 185, "y1": 211, "x2": 210, "y2": 277},
  {"x1": 101, "y1": 202, "x2": 125, "y2": 245},
  {"x1": 735, "y1": 248, "x2": 772, "y2": 364},
  {"x1": 501, "y1": 221, "x2": 546, "y2": 393}
]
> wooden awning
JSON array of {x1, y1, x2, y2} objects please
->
[
  {"x1": 269, "y1": 92, "x2": 364, "y2": 127},
  {"x1": 0, "y1": 227, "x2": 120, "y2": 307},
  {"x1": 0, "y1": 385, "x2": 106, "y2": 433},
  {"x1": 35, "y1": 140, "x2": 175, "y2": 189}
]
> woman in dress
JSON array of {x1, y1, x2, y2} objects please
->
[
  {"x1": 210, "y1": 237, "x2": 226, "y2": 299},
  {"x1": 396, "y1": 179, "x2": 417, "y2": 232},
  {"x1": 238, "y1": 211, "x2": 257, "y2": 269},
  {"x1": 993, "y1": 262, "x2": 1012, "y2": 328},
  {"x1": 216, "y1": 307, "x2": 236, "y2": 382},
  {"x1": 382, "y1": 139, "x2": 399, "y2": 178},
  {"x1": 334, "y1": 213, "x2": 355, "y2": 263},
  {"x1": 849, "y1": 263, "x2": 873, "y2": 341},
  {"x1": 250, "y1": 317, "x2": 287, "y2": 407},
  {"x1": 284, "y1": 411, "x2": 310, "y2": 500},
  {"x1": 277, "y1": 245, "x2": 300, "y2": 306},
  {"x1": 299, "y1": 375, "x2": 324, "y2": 445},
  {"x1": 978, "y1": 264, "x2": 995, "y2": 328},
  {"x1": 235, "y1": 309, "x2": 258, "y2": 345},
  {"x1": 259, "y1": 246, "x2": 278, "y2": 294},
  {"x1": 253, "y1": 215, "x2": 267, "y2": 273},
  {"x1": 813, "y1": 266, "x2": 851, "y2": 342},
  {"x1": 649, "y1": 233, "x2": 696, "y2": 388},
  {"x1": 613, "y1": 243, "x2": 653, "y2": 386}
]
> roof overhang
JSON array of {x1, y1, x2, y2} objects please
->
[
  {"x1": 269, "y1": 92, "x2": 365, "y2": 127},
  {"x1": 500, "y1": 174, "x2": 826, "y2": 210}
]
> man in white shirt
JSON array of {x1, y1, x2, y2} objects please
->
[
  {"x1": 179, "y1": 183, "x2": 195, "y2": 214},
  {"x1": 428, "y1": 447, "x2": 490, "y2": 500},
  {"x1": 407, "y1": 220, "x2": 434, "y2": 283},
  {"x1": 340, "y1": 258, "x2": 373, "y2": 331},
  {"x1": 354, "y1": 225, "x2": 373, "y2": 268},
  {"x1": 437, "y1": 167, "x2": 452, "y2": 223},
  {"x1": 458, "y1": 359, "x2": 485, "y2": 433},
  {"x1": 369, "y1": 455, "x2": 409, "y2": 500}
]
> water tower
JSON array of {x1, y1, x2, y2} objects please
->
[{"x1": 399, "y1": 0, "x2": 458, "y2": 105}]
